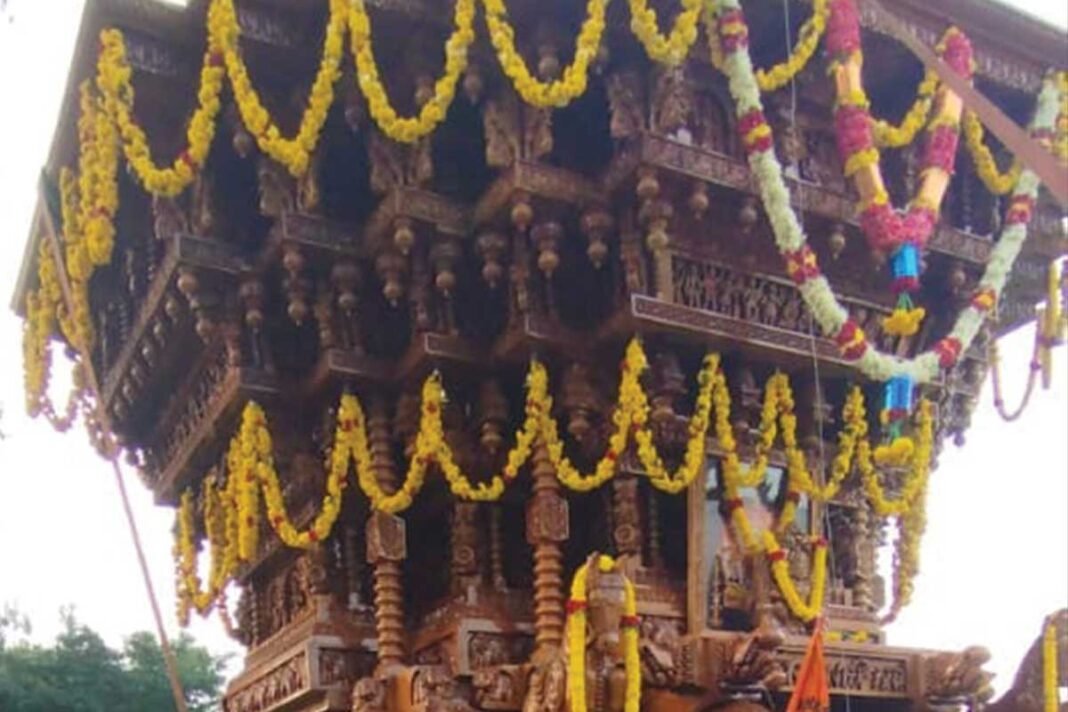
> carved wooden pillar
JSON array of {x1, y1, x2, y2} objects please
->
[
  {"x1": 365, "y1": 395, "x2": 407, "y2": 672},
  {"x1": 611, "y1": 475, "x2": 642, "y2": 566},
  {"x1": 450, "y1": 502, "x2": 480, "y2": 595},
  {"x1": 853, "y1": 499, "x2": 875, "y2": 612},
  {"x1": 526, "y1": 436, "x2": 569, "y2": 654},
  {"x1": 489, "y1": 506, "x2": 507, "y2": 590}
]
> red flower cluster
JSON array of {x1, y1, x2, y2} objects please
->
[
  {"x1": 785, "y1": 245, "x2": 821, "y2": 285},
  {"x1": 834, "y1": 104, "x2": 873, "y2": 161},
  {"x1": 1005, "y1": 195, "x2": 1035, "y2": 225},
  {"x1": 716, "y1": 10, "x2": 750, "y2": 53},
  {"x1": 825, "y1": 0, "x2": 860, "y2": 56},
  {"x1": 924, "y1": 124, "x2": 961, "y2": 174},
  {"x1": 738, "y1": 109, "x2": 773, "y2": 154},
  {"x1": 835, "y1": 320, "x2": 869, "y2": 360},
  {"x1": 932, "y1": 337, "x2": 963, "y2": 368},
  {"x1": 941, "y1": 29, "x2": 975, "y2": 79}
]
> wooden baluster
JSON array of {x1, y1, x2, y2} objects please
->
[
  {"x1": 526, "y1": 435, "x2": 569, "y2": 654},
  {"x1": 365, "y1": 395, "x2": 407, "y2": 672}
]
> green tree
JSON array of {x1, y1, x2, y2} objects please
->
[{"x1": 0, "y1": 609, "x2": 229, "y2": 712}]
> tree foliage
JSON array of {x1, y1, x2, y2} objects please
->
[{"x1": 0, "y1": 608, "x2": 228, "y2": 712}]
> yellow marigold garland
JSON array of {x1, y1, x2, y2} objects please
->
[
  {"x1": 873, "y1": 69, "x2": 939, "y2": 149},
  {"x1": 544, "y1": 340, "x2": 648, "y2": 492},
  {"x1": 962, "y1": 110, "x2": 1022, "y2": 195},
  {"x1": 349, "y1": 0, "x2": 474, "y2": 143},
  {"x1": 212, "y1": 0, "x2": 346, "y2": 177},
  {"x1": 566, "y1": 555, "x2": 641, "y2": 712},
  {"x1": 97, "y1": 17, "x2": 225, "y2": 197},
  {"x1": 481, "y1": 0, "x2": 606, "y2": 108},
  {"x1": 754, "y1": 0, "x2": 829, "y2": 92},
  {"x1": 636, "y1": 354, "x2": 718, "y2": 494},
  {"x1": 762, "y1": 530, "x2": 828, "y2": 623},
  {"x1": 858, "y1": 399, "x2": 933, "y2": 517},
  {"x1": 627, "y1": 0, "x2": 702, "y2": 67},
  {"x1": 1043, "y1": 615, "x2": 1059, "y2": 712},
  {"x1": 174, "y1": 471, "x2": 240, "y2": 625}
]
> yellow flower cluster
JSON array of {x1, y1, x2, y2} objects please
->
[
  {"x1": 350, "y1": 0, "x2": 474, "y2": 143},
  {"x1": 97, "y1": 17, "x2": 225, "y2": 197},
  {"x1": 962, "y1": 110, "x2": 1023, "y2": 195},
  {"x1": 882, "y1": 306, "x2": 927, "y2": 338},
  {"x1": 1043, "y1": 615, "x2": 1059, "y2": 712},
  {"x1": 627, "y1": 0, "x2": 701, "y2": 67},
  {"x1": 873, "y1": 70, "x2": 939, "y2": 149},
  {"x1": 482, "y1": 0, "x2": 606, "y2": 108},
  {"x1": 566, "y1": 555, "x2": 641, "y2": 712},
  {"x1": 754, "y1": 0, "x2": 829, "y2": 92},
  {"x1": 859, "y1": 399, "x2": 933, "y2": 517},
  {"x1": 212, "y1": 0, "x2": 346, "y2": 177},
  {"x1": 763, "y1": 530, "x2": 828, "y2": 623}
]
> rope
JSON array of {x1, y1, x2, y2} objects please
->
[{"x1": 40, "y1": 197, "x2": 190, "y2": 712}]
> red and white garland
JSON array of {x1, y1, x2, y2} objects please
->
[{"x1": 708, "y1": 0, "x2": 1061, "y2": 384}]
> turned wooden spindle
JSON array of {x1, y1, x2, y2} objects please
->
[
  {"x1": 365, "y1": 395, "x2": 407, "y2": 672},
  {"x1": 853, "y1": 499, "x2": 875, "y2": 612},
  {"x1": 489, "y1": 506, "x2": 507, "y2": 590},
  {"x1": 526, "y1": 436, "x2": 569, "y2": 654},
  {"x1": 611, "y1": 475, "x2": 642, "y2": 564},
  {"x1": 450, "y1": 502, "x2": 480, "y2": 595}
]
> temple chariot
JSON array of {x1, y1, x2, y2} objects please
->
[{"x1": 13, "y1": 0, "x2": 1068, "y2": 710}]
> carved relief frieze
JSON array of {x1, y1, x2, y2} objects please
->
[
  {"x1": 777, "y1": 644, "x2": 909, "y2": 698},
  {"x1": 668, "y1": 253, "x2": 898, "y2": 352},
  {"x1": 227, "y1": 651, "x2": 308, "y2": 712}
]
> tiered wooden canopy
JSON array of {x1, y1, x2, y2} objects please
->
[{"x1": 12, "y1": 1, "x2": 1066, "y2": 711}]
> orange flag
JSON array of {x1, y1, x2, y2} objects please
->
[{"x1": 786, "y1": 618, "x2": 830, "y2": 712}]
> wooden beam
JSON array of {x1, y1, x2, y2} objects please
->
[{"x1": 865, "y1": 0, "x2": 1068, "y2": 206}]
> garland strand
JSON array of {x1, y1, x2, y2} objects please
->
[
  {"x1": 481, "y1": 0, "x2": 607, "y2": 108},
  {"x1": 627, "y1": 0, "x2": 702, "y2": 66},
  {"x1": 762, "y1": 530, "x2": 828, "y2": 623},
  {"x1": 962, "y1": 110, "x2": 1022, "y2": 195},
  {"x1": 566, "y1": 555, "x2": 641, "y2": 712},
  {"x1": 174, "y1": 338, "x2": 945, "y2": 624},
  {"x1": 97, "y1": 16, "x2": 225, "y2": 197},
  {"x1": 349, "y1": 0, "x2": 474, "y2": 142},
  {"x1": 707, "y1": 0, "x2": 1062, "y2": 384},
  {"x1": 212, "y1": 0, "x2": 346, "y2": 176},
  {"x1": 754, "y1": 0, "x2": 829, "y2": 92},
  {"x1": 1043, "y1": 615, "x2": 1060, "y2": 712},
  {"x1": 873, "y1": 69, "x2": 939, "y2": 148}
]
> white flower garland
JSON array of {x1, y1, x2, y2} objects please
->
[{"x1": 712, "y1": 0, "x2": 1061, "y2": 384}]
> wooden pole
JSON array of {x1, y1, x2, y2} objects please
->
[
  {"x1": 864, "y1": 0, "x2": 1068, "y2": 206},
  {"x1": 38, "y1": 182, "x2": 191, "y2": 712}
]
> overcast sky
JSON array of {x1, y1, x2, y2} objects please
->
[{"x1": 0, "y1": 0, "x2": 1065, "y2": 698}]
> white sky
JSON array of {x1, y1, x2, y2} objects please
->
[{"x1": 0, "y1": 0, "x2": 1065, "y2": 697}]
